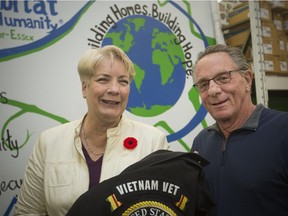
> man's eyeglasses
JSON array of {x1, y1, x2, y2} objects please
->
[{"x1": 193, "y1": 69, "x2": 243, "y2": 92}]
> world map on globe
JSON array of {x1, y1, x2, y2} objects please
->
[{"x1": 102, "y1": 15, "x2": 186, "y2": 117}]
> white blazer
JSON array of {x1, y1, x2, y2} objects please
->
[{"x1": 14, "y1": 115, "x2": 169, "y2": 216}]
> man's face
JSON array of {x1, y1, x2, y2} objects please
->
[{"x1": 194, "y1": 52, "x2": 252, "y2": 123}]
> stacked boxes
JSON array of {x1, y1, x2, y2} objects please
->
[
  {"x1": 223, "y1": 23, "x2": 250, "y2": 48},
  {"x1": 222, "y1": 0, "x2": 288, "y2": 73},
  {"x1": 218, "y1": 1, "x2": 243, "y2": 26},
  {"x1": 228, "y1": 3, "x2": 250, "y2": 25},
  {"x1": 270, "y1": 1, "x2": 288, "y2": 73},
  {"x1": 222, "y1": 3, "x2": 250, "y2": 49}
]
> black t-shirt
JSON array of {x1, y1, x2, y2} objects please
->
[{"x1": 66, "y1": 150, "x2": 214, "y2": 216}]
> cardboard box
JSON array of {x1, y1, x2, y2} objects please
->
[
  {"x1": 279, "y1": 54, "x2": 288, "y2": 72},
  {"x1": 223, "y1": 20, "x2": 250, "y2": 33},
  {"x1": 228, "y1": 1, "x2": 272, "y2": 25},
  {"x1": 282, "y1": 13, "x2": 288, "y2": 30},
  {"x1": 272, "y1": 12, "x2": 284, "y2": 31},
  {"x1": 270, "y1": 0, "x2": 288, "y2": 10},
  {"x1": 228, "y1": 3, "x2": 249, "y2": 25},
  {"x1": 260, "y1": 1, "x2": 272, "y2": 21},
  {"x1": 263, "y1": 54, "x2": 275, "y2": 72},
  {"x1": 219, "y1": 1, "x2": 238, "y2": 25},
  {"x1": 261, "y1": 20, "x2": 278, "y2": 39},
  {"x1": 244, "y1": 44, "x2": 253, "y2": 60},
  {"x1": 262, "y1": 38, "x2": 281, "y2": 55},
  {"x1": 278, "y1": 34, "x2": 287, "y2": 54},
  {"x1": 273, "y1": 55, "x2": 281, "y2": 73},
  {"x1": 263, "y1": 54, "x2": 280, "y2": 72},
  {"x1": 225, "y1": 29, "x2": 250, "y2": 47}
]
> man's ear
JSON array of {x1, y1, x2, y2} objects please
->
[{"x1": 245, "y1": 69, "x2": 254, "y2": 90}]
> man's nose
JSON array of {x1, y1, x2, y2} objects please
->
[{"x1": 207, "y1": 80, "x2": 221, "y2": 95}]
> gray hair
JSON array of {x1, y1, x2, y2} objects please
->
[
  {"x1": 192, "y1": 44, "x2": 249, "y2": 78},
  {"x1": 78, "y1": 45, "x2": 135, "y2": 83}
]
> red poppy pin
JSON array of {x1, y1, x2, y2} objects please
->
[{"x1": 123, "y1": 137, "x2": 137, "y2": 149}]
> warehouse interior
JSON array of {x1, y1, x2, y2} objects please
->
[{"x1": 217, "y1": 0, "x2": 288, "y2": 111}]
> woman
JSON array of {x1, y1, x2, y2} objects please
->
[{"x1": 14, "y1": 45, "x2": 169, "y2": 216}]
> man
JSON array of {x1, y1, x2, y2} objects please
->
[{"x1": 191, "y1": 44, "x2": 288, "y2": 216}]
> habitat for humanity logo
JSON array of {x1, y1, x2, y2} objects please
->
[
  {"x1": 0, "y1": 0, "x2": 93, "y2": 62},
  {"x1": 87, "y1": 1, "x2": 215, "y2": 150}
]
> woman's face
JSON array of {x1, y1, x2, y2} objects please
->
[{"x1": 82, "y1": 58, "x2": 130, "y2": 124}]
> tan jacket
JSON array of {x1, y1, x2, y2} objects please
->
[{"x1": 14, "y1": 115, "x2": 169, "y2": 216}]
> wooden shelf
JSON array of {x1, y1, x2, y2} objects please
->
[
  {"x1": 271, "y1": 6, "x2": 288, "y2": 14},
  {"x1": 222, "y1": 18, "x2": 250, "y2": 31},
  {"x1": 265, "y1": 73, "x2": 288, "y2": 90},
  {"x1": 266, "y1": 72, "x2": 288, "y2": 76}
]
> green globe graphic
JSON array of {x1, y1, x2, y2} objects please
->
[{"x1": 103, "y1": 15, "x2": 186, "y2": 117}]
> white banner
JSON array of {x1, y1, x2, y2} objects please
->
[{"x1": 0, "y1": 1, "x2": 216, "y2": 215}]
